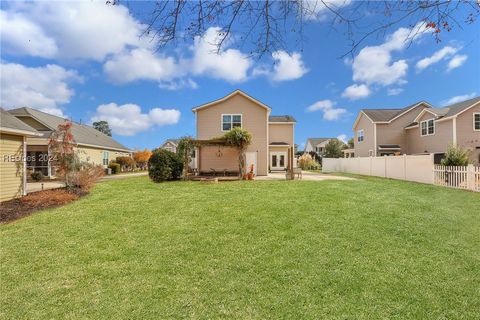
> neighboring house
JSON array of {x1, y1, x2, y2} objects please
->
[
  {"x1": 0, "y1": 108, "x2": 40, "y2": 202},
  {"x1": 352, "y1": 97, "x2": 480, "y2": 164},
  {"x1": 8, "y1": 107, "x2": 131, "y2": 177},
  {"x1": 192, "y1": 90, "x2": 296, "y2": 175},
  {"x1": 304, "y1": 138, "x2": 333, "y2": 156},
  {"x1": 160, "y1": 139, "x2": 180, "y2": 153}
]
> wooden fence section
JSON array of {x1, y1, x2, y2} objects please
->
[{"x1": 433, "y1": 165, "x2": 480, "y2": 192}]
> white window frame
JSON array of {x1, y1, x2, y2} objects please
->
[
  {"x1": 102, "y1": 151, "x2": 109, "y2": 166},
  {"x1": 221, "y1": 114, "x2": 242, "y2": 132},
  {"x1": 357, "y1": 129, "x2": 364, "y2": 143},
  {"x1": 420, "y1": 119, "x2": 435, "y2": 136},
  {"x1": 474, "y1": 113, "x2": 480, "y2": 131}
]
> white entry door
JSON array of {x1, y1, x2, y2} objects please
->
[
  {"x1": 245, "y1": 152, "x2": 257, "y2": 175},
  {"x1": 271, "y1": 152, "x2": 287, "y2": 170}
]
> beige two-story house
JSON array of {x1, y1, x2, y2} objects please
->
[
  {"x1": 192, "y1": 90, "x2": 296, "y2": 175},
  {"x1": 352, "y1": 97, "x2": 480, "y2": 164}
]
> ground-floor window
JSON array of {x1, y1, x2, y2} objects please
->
[{"x1": 103, "y1": 151, "x2": 109, "y2": 165}]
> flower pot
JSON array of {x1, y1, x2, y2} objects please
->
[
  {"x1": 242, "y1": 174, "x2": 248, "y2": 180},
  {"x1": 247, "y1": 172, "x2": 254, "y2": 180}
]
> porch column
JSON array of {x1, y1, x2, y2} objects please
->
[
  {"x1": 197, "y1": 146, "x2": 201, "y2": 174},
  {"x1": 47, "y1": 146, "x2": 52, "y2": 177}
]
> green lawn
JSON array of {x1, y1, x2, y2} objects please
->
[{"x1": 1, "y1": 176, "x2": 479, "y2": 319}]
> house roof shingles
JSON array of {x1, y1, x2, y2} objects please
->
[
  {"x1": 442, "y1": 96, "x2": 480, "y2": 118},
  {"x1": 306, "y1": 138, "x2": 333, "y2": 146},
  {"x1": 0, "y1": 108, "x2": 39, "y2": 134},
  {"x1": 269, "y1": 115, "x2": 296, "y2": 123},
  {"x1": 8, "y1": 107, "x2": 130, "y2": 152}
]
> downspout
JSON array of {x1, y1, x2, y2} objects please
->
[
  {"x1": 23, "y1": 135, "x2": 27, "y2": 196},
  {"x1": 452, "y1": 117, "x2": 457, "y2": 146},
  {"x1": 373, "y1": 123, "x2": 377, "y2": 157}
]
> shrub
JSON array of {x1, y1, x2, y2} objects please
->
[
  {"x1": 298, "y1": 153, "x2": 320, "y2": 170},
  {"x1": 31, "y1": 171, "x2": 44, "y2": 182},
  {"x1": 108, "y1": 162, "x2": 121, "y2": 174},
  {"x1": 148, "y1": 149, "x2": 183, "y2": 182},
  {"x1": 21, "y1": 189, "x2": 79, "y2": 207},
  {"x1": 133, "y1": 149, "x2": 152, "y2": 170},
  {"x1": 116, "y1": 156, "x2": 136, "y2": 171},
  {"x1": 70, "y1": 164, "x2": 104, "y2": 192},
  {"x1": 441, "y1": 144, "x2": 470, "y2": 166}
]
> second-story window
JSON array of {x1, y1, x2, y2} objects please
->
[
  {"x1": 357, "y1": 130, "x2": 364, "y2": 142},
  {"x1": 420, "y1": 119, "x2": 435, "y2": 136},
  {"x1": 474, "y1": 113, "x2": 480, "y2": 131},
  {"x1": 222, "y1": 114, "x2": 242, "y2": 131}
]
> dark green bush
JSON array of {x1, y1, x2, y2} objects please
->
[
  {"x1": 108, "y1": 162, "x2": 121, "y2": 174},
  {"x1": 148, "y1": 149, "x2": 183, "y2": 182},
  {"x1": 31, "y1": 171, "x2": 44, "y2": 181}
]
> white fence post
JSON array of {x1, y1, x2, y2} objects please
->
[{"x1": 467, "y1": 164, "x2": 474, "y2": 191}]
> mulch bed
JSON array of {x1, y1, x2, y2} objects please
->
[{"x1": 0, "y1": 189, "x2": 86, "y2": 224}]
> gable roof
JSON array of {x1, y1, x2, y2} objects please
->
[
  {"x1": 269, "y1": 115, "x2": 296, "y2": 123},
  {"x1": 192, "y1": 90, "x2": 272, "y2": 112},
  {"x1": 352, "y1": 101, "x2": 432, "y2": 129},
  {"x1": 362, "y1": 109, "x2": 401, "y2": 122},
  {"x1": 306, "y1": 138, "x2": 333, "y2": 147},
  {"x1": 161, "y1": 138, "x2": 180, "y2": 147},
  {"x1": 0, "y1": 108, "x2": 40, "y2": 136},
  {"x1": 8, "y1": 107, "x2": 131, "y2": 152},
  {"x1": 413, "y1": 96, "x2": 480, "y2": 123},
  {"x1": 442, "y1": 96, "x2": 480, "y2": 118}
]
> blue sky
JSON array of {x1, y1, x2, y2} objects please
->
[{"x1": 1, "y1": 1, "x2": 479, "y2": 150}]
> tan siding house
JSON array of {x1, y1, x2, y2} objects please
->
[
  {"x1": 0, "y1": 109, "x2": 40, "y2": 202},
  {"x1": 352, "y1": 97, "x2": 480, "y2": 164},
  {"x1": 353, "y1": 113, "x2": 376, "y2": 157},
  {"x1": 193, "y1": 90, "x2": 296, "y2": 175},
  {"x1": 8, "y1": 107, "x2": 131, "y2": 177}
]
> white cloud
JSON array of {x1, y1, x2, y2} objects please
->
[
  {"x1": 149, "y1": 108, "x2": 182, "y2": 126},
  {"x1": 351, "y1": 26, "x2": 425, "y2": 87},
  {"x1": 271, "y1": 51, "x2": 308, "y2": 81},
  {"x1": 387, "y1": 88, "x2": 404, "y2": 96},
  {"x1": 158, "y1": 79, "x2": 198, "y2": 91},
  {"x1": 0, "y1": 10, "x2": 57, "y2": 58},
  {"x1": 91, "y1": 103, "x2": 180, "y2": 136},
  {"x1": 337, "y1": 134, "x2": 348, "y2": 144},
  {"x1": 104, "y1": 48, "x2": 178, "y2": 84},
  {"x1": 447, "y1": 54, "x2": 468, "y2": 72},
  {"x1": 104, "y1": 26, "x2": 256, "y2": 85},
  {"x1": 306, "y1": 99, "x2": 348, "y2": 121},
  {"x1": 441, "y1": 93, "x2": 477, "y2": 106},
  {"x1": 0, "y1": 1, "x2": 145, "y2": 61},
  {"x1": 342, "y1": 84, "x2": 371, "y2": 100},
  {"x1": 190, "y1": 27, "x2": 252, "y2": 82},
  {"x1": 416, "y1": 46, "x2": 459, "y2": 71},
  {"x1": 0, "y1": 62, "x2": 80, "y2": 116},
  {"x1": 304, "y1": 0, "x2": 352, "y2": 21}
]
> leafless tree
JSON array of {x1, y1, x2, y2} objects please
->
[{"x1": 108, "y1": 0, "x2": 480, "y2": 58}]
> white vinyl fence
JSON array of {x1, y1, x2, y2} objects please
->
[
  {"x1": 323, "y1": 155, "x2": 480, "y2": 192},
  {"x1": 433, "y1": 165, "x2": 480, "y2": 192}
]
